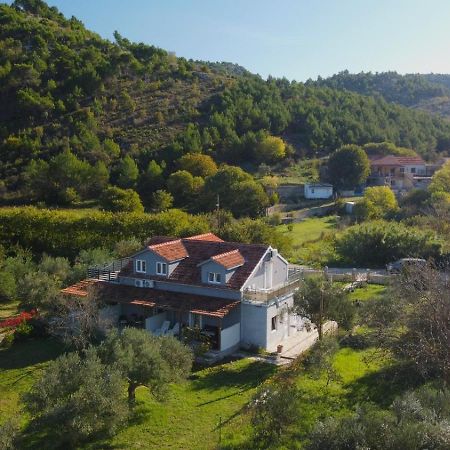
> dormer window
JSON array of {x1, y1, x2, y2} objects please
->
[
  {"x1": 208, "y1": 272, "x2": 222, "y2": 284},
  {"x1": 136, "y1": 260, "x2": 146, "y2": 273},
  {"x1": 156, "y1": 262, "x2": 167, "y2": 276}
]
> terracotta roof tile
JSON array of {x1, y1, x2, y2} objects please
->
[
  {"x1": 61, "y1": 279, "x2": 100, "y2": 297},
  {"x1": 148, "y1": 239, "x2": 188, "y2": 262},
  {"x1": 184, "y1": 233, "x2": 224, "y2": 242},
  {"x1": 122, "y1": 238, "x2": 268, "y2": 290},
  {"x1": 211, "y1": 250, "x2": 245, "y2": 269},
  {"x1": 370, "y1": 155, "x2": 425, "y2": 167},
  {"x1": 63, "y1": 281, "x2": 239, "y2": 318}
]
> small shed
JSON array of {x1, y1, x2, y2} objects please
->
[{"x1": 304, "y1": 182, "x2": 333, "y2": 200}]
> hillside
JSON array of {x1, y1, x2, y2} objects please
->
[
  {"x1": 2, "y1": 0, "x2": 450, "y2": 212},
  {"x1": 310, "y1": 70, "x2": 450, "y2": 118}
]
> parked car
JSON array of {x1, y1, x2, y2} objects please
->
[{"x1": 386, "y1": 258, "x2": 427, "y2": 274}]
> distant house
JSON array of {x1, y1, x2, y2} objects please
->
[
  {"x1": 62, "y1": 233, "x2": 306, "y2": 358},
  {"x1": 368, "y1": 155, "x2": 440, "y2": 193},
  {"x1": 304, "y1": 182, "x2": 333, "y2": 199}
]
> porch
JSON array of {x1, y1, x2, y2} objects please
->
[{"x1": 96, "y1": 283, "x2": 242, "y2": 353}]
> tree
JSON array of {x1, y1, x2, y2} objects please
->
[
  {"x1": 49, "y1": 292, "x2": 110, "y2": 350},
  {"x1": 167, "y1": 170, "x2": 203, "y2": 206},
  {"x1": 16, "y1": 270, "x2": 61, "y2": 312},
  {"x1": 115, "y1": 156, "x2": 139, "y2": 189},
  {"x1": 177, "y1": 153, "x2": 218, "y2": 178},
  {"x1": 100, "y1": 186, "x2": 144, "y2": 213},
  {"x1": 250, "y1": 381, "x2": 300, "y2": 447},
  {"x1": 255, "y1": 135, "x2": 286, "y2": 163},
  {"x1": 23, "y1": 350, "x2": 127, "y2": 447},
  {"x1": 97, "y1": 328, "x2": 193, "y2": 403},
  {"x1": 365, "y1": 264, "x2": 450, "y2": 381},
  {"x1": 151, "y1": 189, "x2": 173, "y2": 212},
  {"x1": 429, "y1": 161, "x2": 450, "y2": 194},
  {"x1": 293, "y1": 275, "x2": 352, "y2": 340},
  {"x1": 354, "y1": 186, "x2": 398, "y2": 220},
  {"x1": 335, "y1": 220, "x2": 441, "y2": 267},
  {"x1": 138, "y1": 160, "x2": 164, "y2": 205},
  {"x1": 328, "y1": 145, "x2": 370, "y2": 190},
  {"x1": 201, "y1": 165, "x2": 270, "y2": 218},
  {"x1": 307, "y1": 386, "x2": 450, "y2": 450}
]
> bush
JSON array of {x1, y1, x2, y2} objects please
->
[{"x1": 335, "y1": 220, "x2": 441, "y2": 267}]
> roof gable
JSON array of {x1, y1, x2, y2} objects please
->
[
  {"x1": 123, "y1": 236, "x2": 268, "y2": 290},
  {"x1": 148, "y1": 239, "x2": 188, "y2": 262}
]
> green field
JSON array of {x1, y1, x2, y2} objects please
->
[
  {"x1": 277, "y1": 216, "x2": 339, "y2": 266},
  {"x1": 0, "y1": 284, "x2": 417, "y2": 449}
]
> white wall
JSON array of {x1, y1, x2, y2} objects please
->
[
  {"x1": 145, "y1": 311, "x2": 166, "y2": 332},
  {"x1": 220, "y1": 323, "x2": 240, "y2": 351},
  {"x1": 265, "y1": 295, "x2": 294, "y2": 351},
  {"x1": 304, "y1": 185, "x2": 333, "y2": 199},
  {"x1": 241, "y1": 293, "x2": 295, "y2": 351}
]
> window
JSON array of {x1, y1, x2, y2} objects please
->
[
  {"x1": 136, "y1": 259, "x2": 146, "y2": 273},
  {"x1": 208, "y1": 272, "x2": 222, "y2": 283},
  {"x1": 411, "y1": 167, "x2": 416, "y2": 174},
  {"x1": 271, "y1": 316, "x2": 277, "y2": 331},
  {"x1": 400, "y1": 168, "x2": 405, "y2": 173},
  {"x1": 156, "y1": 262, "x2": 167, "y2": 275},
  {"x1": 311, "y1": 188, "x2": 315, "y2": 194}
]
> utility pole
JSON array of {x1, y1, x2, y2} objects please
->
[{"x1": 216, "y1": 194, "x2": 221, "y2": 233}]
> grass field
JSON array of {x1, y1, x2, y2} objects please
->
[
  {"x1": 277, "y1": 216, "x2": 339, "y2": 266},
  {"x1": 0, "y1": 285, "x2": 414, "y2": 449},
  {"x1": 0, "y1": 339, "x2": 276, "y2": 449},
  {"x1": 0, "y1": 300, "x2": 19, "y2": 319}
]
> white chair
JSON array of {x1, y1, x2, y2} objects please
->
[
  {"x1": 154, "y1": 320, "x2": 170, "y2": 336},
  {"x1": 166, "y1": 322, "x2": 180, "y2": 336}
]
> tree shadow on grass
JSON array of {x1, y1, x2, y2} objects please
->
[
  {"x1": 344, "y1": 362, "x2": 424, "y2": 408},
  {"x1": 191, "y1": 360, "x2": 277, "y2": 393},
  {"x1": 0, "y1": 338, "x2": 64, "y2": 371}
]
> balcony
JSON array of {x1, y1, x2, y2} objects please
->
[
  {"x1": 243, "y1": 269, "x2": 303, "y2": 304},
  {"x1": 87, "y1": 257, "x2": 131, "y2": 282}
]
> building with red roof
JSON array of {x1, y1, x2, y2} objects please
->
[
  {"x1": 368, "y1": 154, "x2": 438, "y2": 192},
  {"x1": 63, "y1": 233, "x2": 302, "y2": 357}
]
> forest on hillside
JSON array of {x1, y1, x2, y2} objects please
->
[{"x1": 2, "y1": 0, "x2": 450, "y2": 215}]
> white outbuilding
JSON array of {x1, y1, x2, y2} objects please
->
[{"x1": 304, "y1": 182, "x2": 333, "y2": 199}]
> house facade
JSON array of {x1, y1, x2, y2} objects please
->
[
  {"x1": 304, "y1": 182, "x2": 333, "y2": 199},
  {"x1": 368, "y1": 155, "x2": 437, "y2": 193},
  {"x1": 63, "y1": 233, "x2": 304, "y2": 356}
]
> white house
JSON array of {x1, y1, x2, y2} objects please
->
[
  {"x1": 62, "y1": 233, "x2": 305, "y2": 358},
  {"x1": 304, "y1": 182, "x2": 333, "y2": 199}
]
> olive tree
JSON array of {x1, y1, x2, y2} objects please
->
[
  {"x1": 23, "y1": 350, "x2": 127, "y2": 447},
  {"x1": 97, "y1": 328, "x2": 193, "y2": 403},
  {"x1": 294, "y1": 275, "x2": 353, "y2": 340}
]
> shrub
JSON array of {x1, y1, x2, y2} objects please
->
[{"x1": 335, "y1": 220, "x2": 441, "y2": 266}]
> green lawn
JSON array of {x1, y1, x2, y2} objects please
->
[
  {"x1": 0, "y1": 300, "x2": 20, "y2": 319},
  {"x1": 0, "y1": 339, "x2": 276, "y2": 449},
  {"x1": 277, "y1": 216, "x2": 338, "y2": 248},
  {"x1": 277, "y1": 216, "x2": 339, "y2": 266},
  {"x1": 0, "y1": 339, "x2": 65, "y2": 425}
]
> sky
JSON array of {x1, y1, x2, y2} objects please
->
[{"x1": 13, "y1": 0, "x2": 450, "y2": 81}]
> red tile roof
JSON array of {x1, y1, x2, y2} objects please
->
[
  {"x1": 370, "y1": 155, "x2": 425, "y2": 167},
  {"x1": 61, "y1": 278, "x2": 100, "y2": 297},
  {"x1": 123, "y1": 237, "x2": 268, "y2": 290},
  {"x1": 211, "y1": 250, "x2": 245, "y2": 269},
  {"x1": 63, "y1": 281, "x2": 240, "y2": 318},
  {"x1": 148, "y1": 239, "x2": 188, "y2": 262},
  {"x1": 184, "y1": 233, "x2": 224, "y2": 242}
]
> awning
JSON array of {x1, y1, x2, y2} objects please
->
[{"x1": 62, "y1": 280, "x2": 239, "y2": 318}]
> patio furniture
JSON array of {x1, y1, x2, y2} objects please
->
[{"x1": 154, "y1": 320, "x2": 171, "y2": 336}]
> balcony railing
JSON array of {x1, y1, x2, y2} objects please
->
[
  {"x1": 243, "y1": 269, "x2": 304, "y2": 304},
  {"x1": 87, "y1": 257, "x2": 131, "y2": 282}
]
